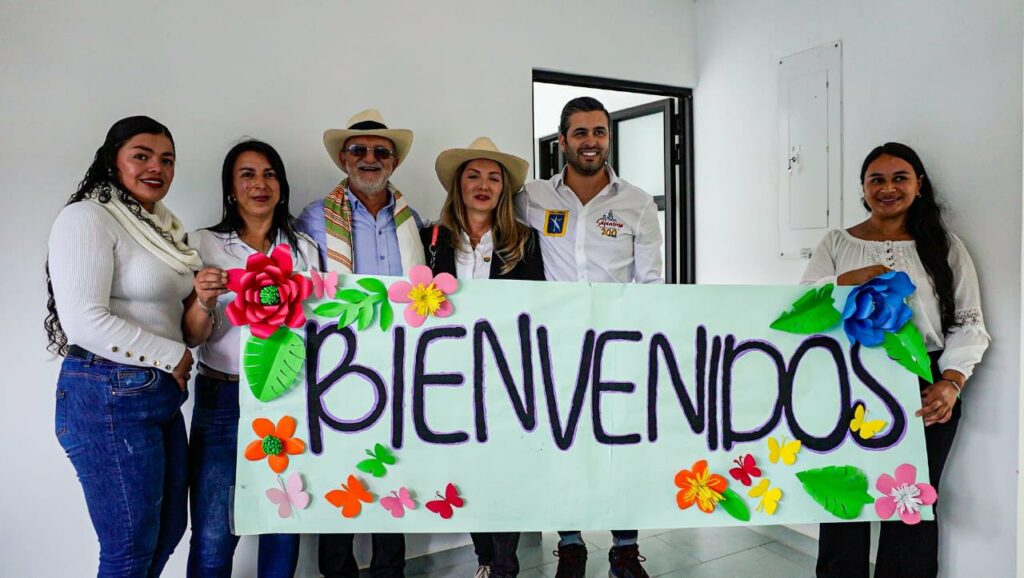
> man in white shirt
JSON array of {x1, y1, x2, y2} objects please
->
[
  {"x1": 517, "y1": 96, "x2": 664, "y2": 286},
  {"x1": 516, "y1": 97, "x2": 664, "y2": 578}
]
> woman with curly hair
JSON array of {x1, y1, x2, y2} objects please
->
[{"x1": 46, "y1": 116, "x2": 203, "y2": 577}]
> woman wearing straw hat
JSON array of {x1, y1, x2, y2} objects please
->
[
  {"x1": 422, "y1": 137, "x2": 544, "y2": 578},
  {"x1": 424, "y1": 137, "x2": 544, "y2": 285}
]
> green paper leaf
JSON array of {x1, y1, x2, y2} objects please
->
[
  {"x1": 337, "y1": 306, "x2": 354, "y2": 329},
  {"x1": 336, "y1": 289, "x2": 368, "y2": 303},
  {"x1": 379, "y1": 301, "x2": 394, "y2": 332},
  {"x1": 313, "y1": 302, "x2": 345, "y2": 317},
  {"x1": 883, "y1": 322, "x2": 933, "y2": 382},
  {"x1": 357, "y1": 303, "x2": 374, "y2": 331},
  {"x1": 357, "y1": 277, "x2": 388, "y2": 296},
  {"x1": 770, "y1": 284, "x2": 843, "y2": 334},
  {"x1": 243, "y1": 328, "x2": 306, "y2": 402},
  {"x1": 796, "y1": 465, "x2": 874, "y2": 520},
  {"x1": 718, "y1": 488, "x2": 751, "y2": 522}
]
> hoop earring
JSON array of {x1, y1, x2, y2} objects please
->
[{"x1": 228, "y1": 196, "x2": 236, "y2": 204}]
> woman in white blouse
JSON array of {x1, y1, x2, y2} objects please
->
[
  {"x1": 183, "y1": 140, "x2": 317, "y2": 578},
  {"x1": 46, "y1": 116, "x2": 202, "y2": 577},
  {"x1": 803, "y1": 142, "x2": 989, "y2": 578}
]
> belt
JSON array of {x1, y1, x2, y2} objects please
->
[
  {"x1": 198, "y1": 362, "x2": 239, "y2": 382},
  {"x1": 66, "y1": 344, "x2": 112, "y2": 362}
]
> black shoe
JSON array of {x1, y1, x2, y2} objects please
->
[
  {"x1": 608, "y1": 544, "x2": 649, "y2": 578},
  {"x1": 554, "y1": 543, "x2": 588, "y2": 578}
]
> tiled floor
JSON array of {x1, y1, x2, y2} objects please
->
[{"x1": 406, "y1": 528, "x2": 818, "y2": 578}]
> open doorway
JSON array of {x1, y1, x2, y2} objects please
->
[{"x1": 532, "y1": 70, "x2": 694, "y2": 284}]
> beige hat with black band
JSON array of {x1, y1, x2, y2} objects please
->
[
  {"x1": 434, "y1": 137, "x2": 529, "y2": 195},
  {"x1": 323, "y1": 108, "x2": 414, "y2": 172}
]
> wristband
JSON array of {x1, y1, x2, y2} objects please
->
[{"x1": 941, "y1": 378, "x2": 962, "y2": 398}]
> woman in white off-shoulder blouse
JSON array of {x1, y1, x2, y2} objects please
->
[{"x1": 804, "y1": 143, "x2": 989, "y2": 578}]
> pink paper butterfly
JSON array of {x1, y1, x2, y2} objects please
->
[
  {"x1": 266, "y1": 472, "x2": 311, "y2": 518},
  {"x1": 425, "y1": 483, "x2": 464, "y2": 519},
  {"x1": 379, "y1": 487, "x2": 417, "y2": 518},
  {"x1": 311, "y1": 268, "x2": 339, "y2": 299}
]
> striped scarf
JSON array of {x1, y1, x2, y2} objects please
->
[{"x1": 323, "y1": 179, "x2": 425, "y2": 274}]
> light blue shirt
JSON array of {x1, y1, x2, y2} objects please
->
[{"x1": 295, "y1": 190, "x2": 422, "y2": 275}]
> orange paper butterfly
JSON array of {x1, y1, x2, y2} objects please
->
[{"x1": 325, "y1": 475, "x2": 375, "y2": 518}]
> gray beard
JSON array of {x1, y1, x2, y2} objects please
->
[{"x1": 348, "y1": 171, "x2": 390, "y2": 195}]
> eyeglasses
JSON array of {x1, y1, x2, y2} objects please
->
[{"x1": 343, "y1": 145, "x2": 397, "y2": 160}]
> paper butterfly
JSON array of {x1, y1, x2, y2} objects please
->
[
  {"x1": 311, "y1": 268, "x2": 339, "y2": 299},
  {"x1": 265, "y1": 471, "x2": 311, "y2": 518},
  {"x1": 748, "y1": 478, "x2": 783, "y2": 515},
  {"x1": 728, "y1": 453, "x2": 762, "y2": 486},
  {"x1": 380, "y1": 487, "x2": 417, "y2": 518},
  {"x1": 767, "y1": 436, "x2": 801, "y2": 465},
  {"x1": 425, "y1": 483, "x2": 464, "y2": 519},
  {"x1": 325, "y1": 474, "x2": 374, "y2": 518},
  {"x1": 357, "y1": 443, "x2": 397, "y2": 478},
  {"x1": 850, "y1": 403, "x2": 887, "y2": 439}
]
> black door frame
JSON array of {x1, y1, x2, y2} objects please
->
[{"x1": 532, "y1": 69, "x2": 695, "y2": 284}]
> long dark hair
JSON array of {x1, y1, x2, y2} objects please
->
[
  {"x1": 45, "y1": 116, "x2": 177, "y2": 356},
  {"x1": 207, "y1": 139, "x2": 300, "y2": 251},
  {"x1": 860, "y1": 142, "x2": 957, "y2": 333}
]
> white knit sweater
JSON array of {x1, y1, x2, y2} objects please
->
[{"x1": 49, "y1": 201, "x2": 192, "y2": 371}]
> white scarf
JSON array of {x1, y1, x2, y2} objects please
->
[{"x1": 88, "y1": 187, "x2": 202, "y2": 275}]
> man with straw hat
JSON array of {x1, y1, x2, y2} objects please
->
[
  {"x1": 297, "y1": 108, "x2": 425, "y2": 278},
  {"x1": 516, "y1": 96, "x2": 663, "y2": 578},
  {"x1": 295, "y1": 108, "x2": 422, "y2": 578}
]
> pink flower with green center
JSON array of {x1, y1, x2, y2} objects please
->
[
  {"x1": 387, "y1": 265, "x2": 458, "y2": 328},
  {"x1": 874, "y1": 464, "x2": 937, "y2": 525},
  {"x1": 224, "y1": 244, "x2": 312, "y2": 339}
]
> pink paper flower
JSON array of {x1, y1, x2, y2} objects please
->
[
  {"x1": 874, "y1": 464, "x2": 937, "y2": 525},
  {"x1": 387, "y1": 265, "x2": 458, "y2": 328},
  {"x1": 225, "y1": 244, "x2": 313, "y2": 339}
]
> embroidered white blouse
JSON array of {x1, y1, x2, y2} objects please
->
[
  {"x1": 455, "y1": 230, "x2": 494, "y2": 280},
  {"x1": 801, "y1": 229, "x2": 989, "y2": 380}
]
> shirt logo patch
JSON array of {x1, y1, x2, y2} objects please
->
[
  {"x1": 596, "y1": 210, "x2": 624, "y2": 238},
  {"x1": 543, "y1": 210, "x2": 569, "y2": 237}
]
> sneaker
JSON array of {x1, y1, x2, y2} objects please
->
[
  {"x1": 474, "y1": 565, "x2": 491, "y2": 578},
  {"x1": 608, "y1": 545, "x2": 649, "y2": 578},
  {"x1": 554, "y1": 543, "x2": 588, "y2": 578}
]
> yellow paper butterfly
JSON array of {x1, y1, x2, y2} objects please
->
[
  {"x1": 850, "y1": 403, "x2": 887, "y2": 439},
  {"x1": 767, "y1": 436, "x2": 801, "y2": 465},
  {"x1": 748, "y1": 478, "x2": 783, "y2": 515}
]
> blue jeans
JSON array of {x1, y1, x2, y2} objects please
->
[
  {"x1": 55, "y1": 348, "x2": 189, "y2": 578},
  {"x1": 187, "y1": 374, "x2": 300, "y2": 578}
]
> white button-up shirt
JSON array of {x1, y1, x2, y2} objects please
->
[
  {"x1": 188, "y1": 229, "x2": 319, "y2": 375},
  {"x1": 455, "y1": 230, "x2": 494, "y2": 280},
  {"x1": 516, "y1": 166, "x2": 664, "y2": 283}
]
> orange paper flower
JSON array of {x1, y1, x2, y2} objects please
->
[
  {"x1": 245, "y1": 416, "x2": 306, "y2": 473},
  {"x1": 674, "y1": 459, "x2": 728, "y2": 513}
]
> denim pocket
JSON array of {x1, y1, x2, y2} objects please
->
[
  {"x1": 111, "y1": 368, "x2": 160, "y2": 395},
  {"x1": 54, "y1": 389, "x2": 67, "y2": 438}
]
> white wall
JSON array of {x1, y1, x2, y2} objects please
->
[
  {"x1": 694, "y1": 1, "x2": 1022, "y2": 576},
  {"x1": 0, "y1": 1, "x2": 697, "y2": 576}
]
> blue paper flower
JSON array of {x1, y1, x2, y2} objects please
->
[{"x1": 841, "y1": 271, "x2": 916, "y2": 346}]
